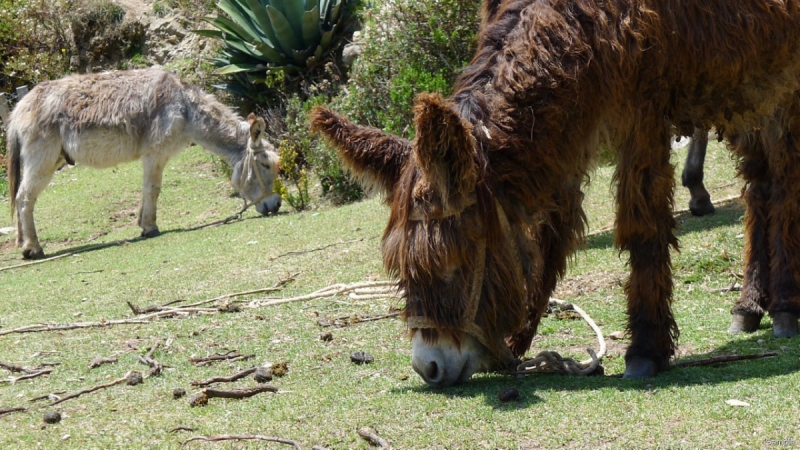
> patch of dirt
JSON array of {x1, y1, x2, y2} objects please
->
[{"x1": 554, "y1": 270, "x2": 626, "y2": 299}]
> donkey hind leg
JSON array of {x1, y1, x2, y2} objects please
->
[
  {"x1": 507, "y1": 185, "x2": 585, "y2": 356},
  {"x1": 763, "y1": 107, "x2": 800, "y2": 338},
  {"x1": 681, "y1": 127, "x2": 715, "y2": 216},
  {"x1": 728, "y1": 132, "x2": 771, "y2": 333},
  {"x1": 615, "y1": 119, "x2": 679, "y2": 378},
  {"x1": 138, "y1": 156, "x2": 168, "y2": 238},
  {"x1": 16, "y1": 141, "x2": 61, "y2": 259}
]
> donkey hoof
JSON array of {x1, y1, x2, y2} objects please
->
[
  {"x1": 623, "y1": 358, "x2": 658, "y2": 379},
  {"x1": 141, "y1": 229, "x2": 161, "y2": 238},
  {"x1": 688, "y1": 198, "x2": 715, "y2": 216},
  {"x1": 728, "y1": 312, "x2": 762, "y2": 334},
  {"x1": 22, "y1": 248, "x2": 46, "y2": 260},
  {"x1": 772, "y1": 312, "x2": 799, "y2": 338}
]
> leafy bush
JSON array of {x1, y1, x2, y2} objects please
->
[
  {"x1": 70, "y1": 0, "x2": 146, "y2": 71},
  {"x1": 333, "y1": 0, "x2": 480, "y2": 138},
  {"x1": 0, "y1": 0, "x2": 76, "y2": 89}
]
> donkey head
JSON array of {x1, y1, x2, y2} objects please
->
[
  {"x1": 310, "y1": 93, "x2": 526, "y2": 387},
  {"x1": 233, "y1": 113, "x2": 281, "y2": 215}
]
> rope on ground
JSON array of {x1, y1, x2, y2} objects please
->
[{"x1": 515, "y1": 298, "x2": 606, "y2": 376}]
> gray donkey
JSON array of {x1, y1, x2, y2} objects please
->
[{"x1": 6, "y1": 68, "x2": 281, "y2": 259}]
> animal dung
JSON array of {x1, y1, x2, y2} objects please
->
[
  {"x1": 270, "y1": 361, "x2": 289, "y2": 377},
  {"x1": 188, "y1": 393, "x2": 208, "y2": 407},
  {"x1": 497, "y1": 387, "x2": 520, "y2": 402},
  {"x1": 253, "y1": 367, "x2": 273, "y2": 383},
  {"x1": 43, "y1": 411, "x2": 62, "y2": 424},
  {"x1": 350, "y1": 352, "x2": 374, "y2": 364},
  {"x1": 172, "y1": 388, "x2": 186, "y2": 399},
  {"x1": 126, "y1": 371, "x2": 143, "y2": 386},
  {"x1": 320, "y1": 331, "x2": 333, "y2": 342}
]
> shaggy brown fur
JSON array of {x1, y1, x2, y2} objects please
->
[{"x1": 312, "y1": 0, "x2": 800, "y2": 376}]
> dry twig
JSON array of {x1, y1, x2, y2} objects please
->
[
  {"x1": 29, "y1": 391, "x2": 66, "y2": 403},
  {"x1": 358, "y1": 427, "x2": 390, "y2": 448},
  {"x1": 0, "y1": 362, "x2": 38, "y2": 374},
  {"x1": 270, "y1": 238, "x2": 368, "y2": 260},
  {"x1": 189, "y1": 385, "x2": 278, "y2": 407},
  {"x1": 169, "y1": 426, "x2": 195, "y2": 433},
  {"x1": 88, "y1": 357, "x2": 118, "y2": 369},
  {"x1": 0, "y1": 406, "x2": 27, "y2": 418},
  {"x1": 0, "y1": 368, "x2": 52, "y2": 384},
  {"x1": 182, "y1": 434, "x2": 300, "y2": 449},
  {"x1": 50, "y1": 371, "x2": 143, "y2": 406},
  {"x1": 673, "y1": 352, "x2": 778, "y2": 368},
  {"x1": 189, "y1": 351, "x2": 255, "y2": 366},
  {"x1": 138, "y1": 344, "x2": 164, "y2": 377},
  {"x1": 190, "y1": 367, "x2": 256, "y2": 387}
]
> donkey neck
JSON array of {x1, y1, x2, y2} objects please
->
[{"x1": 182, "y1": 85, "x2": 249, "y2": 165}]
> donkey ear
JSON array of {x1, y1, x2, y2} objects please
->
[
  {"x1": 412, "y1": 93, "x2": 478, "y2": 206},
  {"x1": 249, "y1": 115, "x2": 266, "y2": 141},
  {"x1": 309, "y1": 106, "x2": 410, "y2": 195}
]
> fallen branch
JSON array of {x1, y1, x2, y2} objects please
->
[
  {"x1": 138, "y1": 344, "x2": 164, "y2": 377},
  {"x1": 0, "y1": 361, "x2": 38, "y2": 374},
  {"x1": 248, "y1": 281, "x2": 399, "y2": 309},
  {"x1": 88, "y1": 357, "x2": 118, "y2": 369},
  {"x1": 319, "y1": 312, "x2": 401, "y2": 328},
  {"x1": 29, "y1": 391, "x2": 66, "y2": 403},
  {"x1": 673, "y1": 352, "x2": 778, "y2": 368},
  {"x1": 126, "y1": 299, "x2": 186, "y2": 315},
  {"x1": 707, "y1": 281, "x2": 742, "y2": 294},
  {"x1": 270, "y1": 238, "x2": 368, "y2": 260},
  {"x1": 0, "y1": 368, "x2": 53, "y2": 384},
  {"x1": 169, "y1": 426, "x2": 195, "y2": 433},
  {"x1": 182, "y1": 434, "x2": 300, "y2": 449},
  {"x1": 358, "y1": 427, "x2": 389, "y2": 449},
  {"x1": 189, "y1": 351, "x2": 255, "y2": 366},
  {"x1": 50, "y1": 371, "x2": 143, "y2": 407},
  {"x1": 0, "y1": 406, "x2": 26, "y2": 418},
  {"x1": 189, "y1": 385, "x2": 278, "y2": 407},
  {"x1": 190, "y1": 367, "x2": 256, "y2": 387}
]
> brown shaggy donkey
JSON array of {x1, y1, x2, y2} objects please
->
[{"x1": 311, "y1": 0, "x2": 800, "y2": 386}]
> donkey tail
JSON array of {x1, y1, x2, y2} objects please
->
[{"x1": 6, "y1": 126, "x2": 21, "y2": 221}]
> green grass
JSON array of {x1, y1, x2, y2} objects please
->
[{"x1": 1, "y1": 143, "x2": 798, "y2": 449}]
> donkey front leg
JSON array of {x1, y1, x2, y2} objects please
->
[
  {"x1": 615, "y1": 122, "x2": 680, "y2": 378},
  {"x1": 138, "y1": 156, "x2": 167, "y2": 238}
]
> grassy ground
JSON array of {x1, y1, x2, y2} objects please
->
[{"x1": 1, "y1": 143, "x2": 798, "y2": 449}]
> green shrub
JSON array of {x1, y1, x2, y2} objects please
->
[
  {"x1": 0, "y1": 0, "x2": 76, "y2": 89},
  {"x1": 333, "y1": 0, "x2": 480, "y2": 139}
]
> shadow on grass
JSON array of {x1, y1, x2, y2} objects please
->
[
  {"x1": 0, "y1": 212, "x2": 282, "y2": 266},
  {"x1": 394, "y1": 329, "x2": 798, "y2": 408},
  {"x1": 586, "y1": 201, "x2": 745, "y2": 250}
]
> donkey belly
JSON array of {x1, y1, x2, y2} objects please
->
[{"x1": 61, "y1": 127, "x2": 155, "y2": 168}]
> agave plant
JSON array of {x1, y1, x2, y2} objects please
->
[{"x1": 196, "y1": 0, "x2": 353, "y2": 81}]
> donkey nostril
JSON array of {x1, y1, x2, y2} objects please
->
[{"x1": 422, "y1": 360, "x2": 442, "y2": 382}]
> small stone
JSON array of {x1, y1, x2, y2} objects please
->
[
  {"x1": 497, "y1": 387, "x2": 519, "y2": 402},
  {"x1": 608, "y1": 331, "x2": 626, "y2": 340},
  {"x1": 254, "y1": 366, "x2": 273, "y2": 383},
  {"x1": 350, "y1": 352, "x2": 374, "y2": 364},
  {"x1": 320, "y1": 331, "x2": 333, "y2": 342},
  {"x1": 271, "y1": 361, "x2": 289, "y2": 377},
  {"x1": 43, "y1": 411, "x2": 61, "y2": 424},
  {"x1": 127, "y1": 371, "x2": 143, "y2": 386},
  {"x1": 172, "y1": 388, "x2": 186, "y2": 399},
  {"x1": 189, "y1": 393, "x2": 208, "y2": 407}
]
